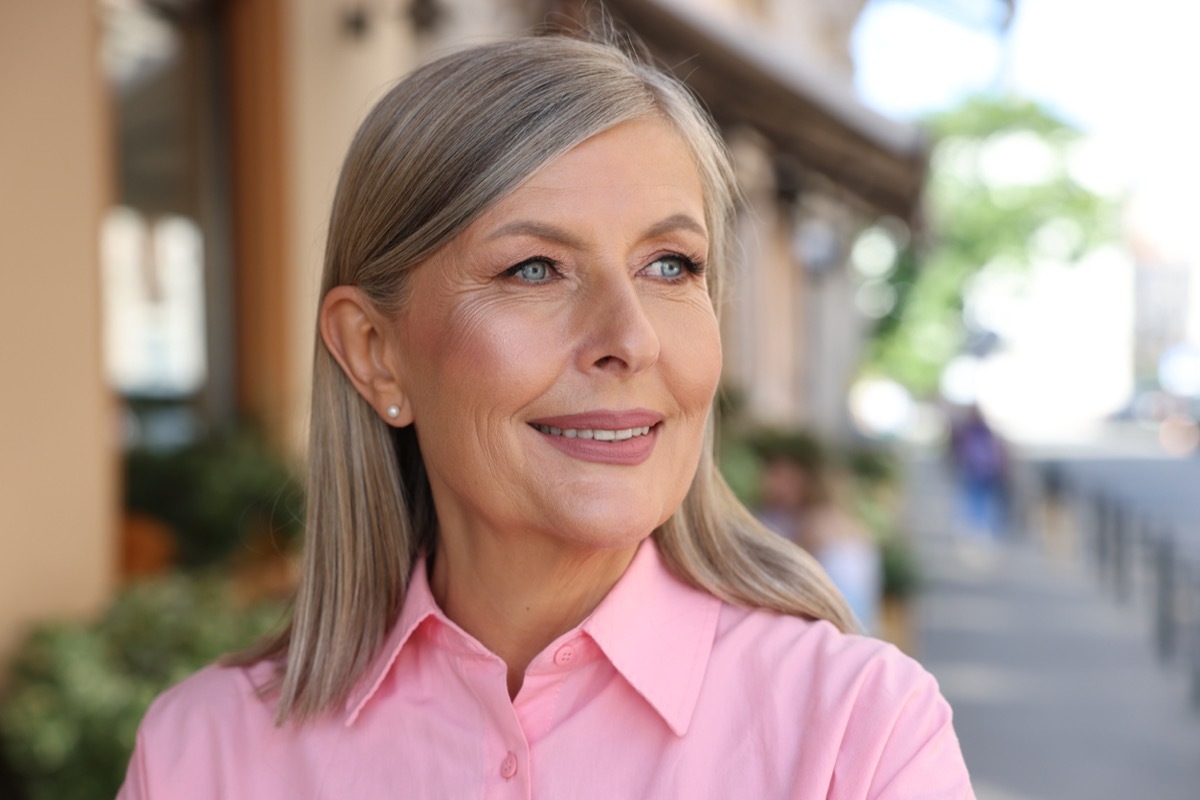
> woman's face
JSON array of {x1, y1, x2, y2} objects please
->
[{"x1": 389, "y1": 117, "x2": 722, "y2": 553}]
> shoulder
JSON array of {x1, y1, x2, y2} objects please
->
[
  {"x1": 139, "y1": 661, "x2": 278, "y2": 736},
  {"x1": 711, "y1": 605, "x2": 949, "y2": 734},
  {"x1": 119, "y1": 662, "x2": 284, "y2": 799},
  {"x1": 716, "y1": 604, "x2": 919, "y2": 680},
  {"x1": 707, "y1": 606, "x2": 971, "y2": 797}
]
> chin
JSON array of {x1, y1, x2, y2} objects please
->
[{"x1": 543, "y1": 498, "x2": 675, "y2": 552}]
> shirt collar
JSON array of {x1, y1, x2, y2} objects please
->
[
  {"x1": 343, "y1": 557, "x2": 444, "y2": 726},
  {"x1": 344, "y1": 537, "x2": 723, "y2": 735},
  {"x1": 580, "y1": 538, "x2": 723, "y2": 736}
]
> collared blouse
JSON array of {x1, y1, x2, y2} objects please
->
[{"x1": 118, "y1": 539, "x2": 974, "y2": 799}]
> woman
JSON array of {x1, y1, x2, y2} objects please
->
[{"x1": 119, "y1": 35, "x2": 973, "y2": 798}]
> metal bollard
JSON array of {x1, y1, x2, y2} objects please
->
[
  {"x1": 1190, "y1": 564, "x2": 1200, "y2": 714},
  {"x1": 1140, "y1": 523, "x2": 1158, "y2": 609},
  {"x1": 1155, "y1": 535, "x2": 1177, "y2": 663},
  {"x1": 1094, "y1": 494, "x2": 1110, "y2": 581},
  {"x1": 1113, "y1": 507, "x2": 1130, "y2": 603}
]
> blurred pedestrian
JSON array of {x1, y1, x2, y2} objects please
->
[{"x1": 948, "y1": 404, "x2": 1010, "y2": 540}]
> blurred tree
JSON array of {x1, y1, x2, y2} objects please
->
[{"x1": 864, "y1": 95, "x2": 1119, "y2": 396}]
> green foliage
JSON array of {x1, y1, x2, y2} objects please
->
[
  {"x1": 743, "y1": 428, "x2": 825, "y2": 470},
  {"x1": 717, "y1": 438, "x2": 763, "y2": 508},
  {"x1": 880, "y1": 534, "x2": 922, "y2": 598},
  {"x1": 124, "y1": 429, "x2": 304, "y2": 567},
  {"x1": 714, "y1": 384, "x2": 763, "y2": 506},
  {"x1": 844, "y1": 445, "x2": 900, "y2": 488},
  {"x1": 865, "y1": 95, "x2": 1119, "y2": 396},
  {"x1": 0, "y1": 575, "x2": 287, "y2": 800}
]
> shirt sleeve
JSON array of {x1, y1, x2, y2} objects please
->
[
  {"x1": 814, "y1": 639, "x2": 975, "y2": 800},
  {"x1": 115, "y1": 728, "x2": 151, "y2": 800},
  {"x1": 863, "y1": 670, "x2": 975, "y2": 799}
]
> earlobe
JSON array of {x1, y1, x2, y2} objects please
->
[{"x1": 319, "y1": 286, "x2": 415, "y2": 426}]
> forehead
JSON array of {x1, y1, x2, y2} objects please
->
[{"x1": 475, "y1": 117, "x2": 707, "y2": 232}]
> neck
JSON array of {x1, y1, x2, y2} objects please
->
[{"x1": 429, "y1": 532, "x2": 639, "y2": 698}]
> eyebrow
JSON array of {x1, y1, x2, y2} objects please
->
[
  {"x1": 486, "y1": 213, "x2": 708, "y2": 248},
  {"x1": 643, "y1": 213, "x2": 708, "y2": 241}
]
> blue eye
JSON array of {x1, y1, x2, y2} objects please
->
[
  {"x1": 507, "y1": 258, "x2": 554, "y2": 282},
  {"x1": 645, "y1": 255, "x2": 694, "y2": 279}
]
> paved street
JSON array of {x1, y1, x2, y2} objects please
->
[
  {"x1": 903, "y1": 451, "x2": 1200, "y2": 800},
  {"x1": 1011, "y1": 422, "x2": 1200, "y2": 562}
]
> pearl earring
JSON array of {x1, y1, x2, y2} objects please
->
[{"x1": 386, "y1": 405, "x2": 401, "y2": 419}]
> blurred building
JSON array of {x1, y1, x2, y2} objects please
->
[
  {"x1": 0, "y1": 0, "x2": 924, "y2": 668},
  {"x1": 1126, "y1": 179, "x2": 1200, "y2": 396},
  {"x1": 1, "y1": 2, "x2": 116, "y2": 676}
]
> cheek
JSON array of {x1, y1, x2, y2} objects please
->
[
  {"x1": 438, "y1": 299, "x2": 517, "y2": 369},
  {"x1": 662, "y1": 304, "x2": 723, "y2": 411},
  {"x1": 404, "y1": 297, "x2": 566, "y2": 411}
]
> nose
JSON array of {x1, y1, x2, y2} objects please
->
[{"x1": 575, "y1": 272, "x2": 660, "y2": 375}]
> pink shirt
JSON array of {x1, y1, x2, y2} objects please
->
[{"x1": 119, "y1": 540, "x2": 973, "y2": 798}]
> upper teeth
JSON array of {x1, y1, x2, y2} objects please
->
[{"x1": 533, "y1": 424, "x2": 653, "y2": 441}]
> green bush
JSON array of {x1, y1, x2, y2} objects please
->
[
  {"x1": 845, "y1": 445, "x2": 900, "y2": 489},
  {"x1": 879, "y1": 534, "x2": 921, "y2": 598},
  {"x1": 742, "y1": 427, "x2": 825, "y2": 471},
  {"x1": 124, "y1": 429, "x2": 304, "y2": 567},
  {"x1": 0, "y1": 574, "x2": 287, "y2": 800},
  {"x1": 716, "y1": 438, "x2": 763, "y2": 508}
]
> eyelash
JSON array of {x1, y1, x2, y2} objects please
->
[{"x1": 502, "y1": 253, "x2": 706, "y2": 282}]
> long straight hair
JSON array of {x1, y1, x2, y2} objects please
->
[{"x1": 230, "y1": 35, "x2": 857, "y2": 724}]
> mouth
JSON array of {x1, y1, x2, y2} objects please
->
[
  {"x1": 527, "y1": 410, "x2": 663, "y2": 465},
  {"x1": 530, "y1": 423, "x2": 655, "y2": 441}
]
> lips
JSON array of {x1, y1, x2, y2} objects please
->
[{"x1": 527, "y1": 409, "x2": 663, "y2": 465}]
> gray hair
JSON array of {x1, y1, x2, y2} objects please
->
[{"x1": 231, "y1": 34, "x2": 854, "y2": 725}]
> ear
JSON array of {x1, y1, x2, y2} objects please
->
[{"x1": 319, "y1": 285, "x2": 415, "y2": 426}]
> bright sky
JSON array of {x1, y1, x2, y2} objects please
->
[
  {"x1": 852, "y1": 0, "x2": 1200, "y2": 194},
  {"x1": 850, "y1": 0, "x2": 1200, "y2": 437}
]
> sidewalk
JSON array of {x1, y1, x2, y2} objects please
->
[{"x1": 903, "y1": 453, "x2": 1200, "y2": 800}]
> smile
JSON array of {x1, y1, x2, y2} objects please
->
[
  {"x1": 530, "y1": 424, "x2": 654, "y2": 441},
  {"x1": 528, "y1": 413, "x2": 661, "y2": 465}
]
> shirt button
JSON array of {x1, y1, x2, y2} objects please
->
[
  {"x1": 553, "y1": 644, "x2": 576, "y2": 667},
  {"x1": 500, "y1": 751, "x2": 518, "y2": 779}
]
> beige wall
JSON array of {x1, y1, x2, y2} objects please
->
[
  {"x1": 724, "y1": 130, "x2": 810, "y2": 424},
  {"x1": 0, "y1": 2, "x2": 116, "y2": 669}
]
